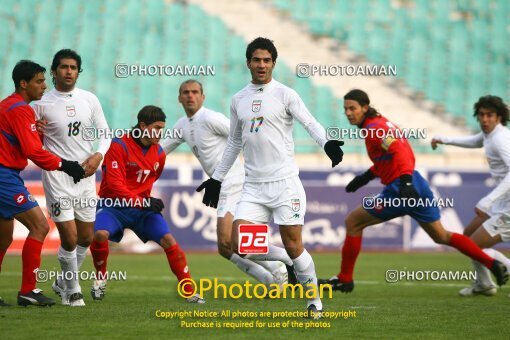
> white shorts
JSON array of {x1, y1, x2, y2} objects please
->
[
  {"x1": 217, "y1": 175, "x2": 243, "y2": 219},
  {"x1": 483, "y1": 213, "x2": 510, "y2": 242},
  {"x1": 42, "y1": 170, "x2": 97, "y2": 223},
  {"x1": 234, "y1": 176, "x2": 306, "y2": 225}
]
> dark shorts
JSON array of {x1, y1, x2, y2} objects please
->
[
  {"x1": 94, "y1": 207, "x2": 170, "y2": 243},
  {"x1": 0, "y1": 165, "x2": 39, "y2": 219},
  {"x1": 364, "y1": 171, "x2": 441, "y2": 223}
]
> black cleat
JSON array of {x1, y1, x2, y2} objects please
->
[
  {"x1": 318, "y1": 277, "x2": 355, "y2": 293},
  {"x1": 286, "y1": 265, "x2": 298, "y2": 284},
  {"x1": 17, "y1": 289, "x2": 56, "y2": 307},
  {"x1": 490, "y1": 260, "x2": 509, "y2": 286},
  {"x1": 306, "y1": 304, "x2": 322, "y2": 320},
  {"x1": 0, "y1": 297, "x2": 12, "y2": 307}
]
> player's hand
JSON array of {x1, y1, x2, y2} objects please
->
[
  {"x1": 60, "y1": 159, "x2": 85, "y2": 184},
  {"x1": 81, "y1": 152, "x2": 103, "y2": 178},
  {"x1": 398, "y1": 174, "x2": 419, "y2": 200},
  {"x1": 145, "y1": 197, "x2": 164, "y2": 213},
  {"x1": 196, "y1": 178, "x2": 222, "y2": 208},
  {"x1": 36, "y1": 119, "x2": 47, "y2": 134},
  {"x1": 430, "y1": 138, "x2": 442, "y2": 150},
  {"x1": 346, "y1": 169, "x2": 375, "y2": 192},
  {"x1": 324, "y1": 140, "x2": 344, "y2": 167}
]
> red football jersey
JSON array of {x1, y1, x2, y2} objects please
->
[
  {"x1": 362, "y1": 115, "x2": 415, "y2": 185},
  {"x1": 0, "y1": 93, "x2": 61, "y2": 170},
  {"x1": 98, "y1": 134, "x2": 165, "y2": 201}
]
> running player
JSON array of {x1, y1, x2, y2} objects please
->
[
  {"x1": 431, "y1": 95, "x2": 510, "y2": 297},
  {"x1": 196, "y1": 38, "x2": 344, "y2": 318},
  {"x1": 33, "y1": 49, "x2": 111, "y2": 306},
  {"x1": 319, "y1": 89, "x2": 509, "y2": 293},
  {"x1": 89, "y1": 105, "x2": 204, "y2": 303},
  {"x1": 0, "y1": 60, "x2": 84, "y2": 306},
  {"x1": 161, "y1": 79, "x2": 290, "y2": 288}
]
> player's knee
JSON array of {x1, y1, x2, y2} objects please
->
[
  {"x1": 31, "y1": 217, "x2": 50, "y2": 238},
  {"x1": 94, "y1": 230, "x2": 110, "y2": 243},
  {"x1": 0, "y1": 235, "x2": 13, "y2": 251},
  {"x1": 159, "y1": 234, "x2": 176, "y2": 249},
  {"x1": 345, "y1": 215, "x2": 362, "y2": 235},
  {"x1": 218, "y1": 244, "x2": 232, "y2": 259},
  {"x1": 283, "y1": 241, "x2": 303, "y2": 259},
  {"x1": 430, "y1": 230, "x2": 450, "y2": 245},
  {"x1": 78, "y1": 234, "x2": 93, "y2": 248}
]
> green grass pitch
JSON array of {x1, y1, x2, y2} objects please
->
[{"x1": 1, "y1": 252, "x2": 509, "y2": 339}]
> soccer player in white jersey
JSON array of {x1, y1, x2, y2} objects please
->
[
  {"x1": 432, "y1": 95, "x2": 510, "y2": 297},
  {"x1": 32, "y1": 49, "x2": 111, "y2": 306},
  {"x1": 196, "y1": 38, "x2": 344, "y2": 318},
  {"x1": 161, "y1": 79, "x2": 291, "y2": 288}
]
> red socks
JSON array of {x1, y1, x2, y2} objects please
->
[
  {"x1": 90, "y1": 240, "x2": 109, "y2": 276},
  {"x1": 338, "y1": 235, "x2": 363, "y2": 283},
  {"x1": 165, "y1": 244, "x2": 193, "y2": 294},
  {"x1": 20, "y1": 237, "x2": 43, "y2": 294},
  {"x1": 0, "y1": 249, "x2": 5, "y2": 272},
  {"x1": 449, "y1": 233, "x2": 494, "y2": 268}
]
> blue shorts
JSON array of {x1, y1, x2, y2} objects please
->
[
  {"x1": 364, "y1": 171, "x2": 440, "y2": 223},
  {"x1": 94, "y1": 207, "x2": 170, "y2": 243},
  {"x1": 0, "y1": 165, "x2": 39, "y2": 219}
]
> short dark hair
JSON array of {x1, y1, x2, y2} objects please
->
[
  {"x1": 51, "y1": 49, "x2": 83, "y2": 84},
  {"x1": 473, "y1": 95, "x2": 509, "y2": 126},
  {"x1": 179, "y1": 79, "x2": 203, "y2": 95},
  {"x1": 246, "y1": 37, "x2": 278, "y2": 62},
  {"x1": 344, "y1": 89, "x2": 379, "y2": 117},
  {"x1": 137, "y1": 105, "x2": 166, "y2": 126},
  {"x1": 12, "y1": 60, "x2": 46, "y2": 89}
]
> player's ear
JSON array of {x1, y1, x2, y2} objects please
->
[{"x1": 19, "y1": 79, "x2": 28, "y2": 90}]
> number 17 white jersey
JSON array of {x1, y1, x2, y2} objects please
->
[{"x1": 213, "y1": 79, "x2": 327, "y2": 183}]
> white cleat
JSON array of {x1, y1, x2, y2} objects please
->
[
  {"x1": 91, "y1": 280, "x2": 107, "y2": 301},
  {"x1": 52, "y1": 279, "x2": 69, "y2": 306},
  {"x1": 186, "y1": 294, "x2": 205, "y2": 304},
  {"x1": 68, "y1": 292, "x2": 86, "y2": 307},
  {"x1": 459, "y1": 285, "x2": 497, "y2": 297}
]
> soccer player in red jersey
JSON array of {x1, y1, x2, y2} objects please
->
[
  {"x1": 89, "y1": 105, "x2": 204, "y2": 303},
  {"x1": 319, "y1": 89, "x2": 509, "y2": 293},
  {"x1": 0, "y1": 60, "x2": 84, "y2": 306}
]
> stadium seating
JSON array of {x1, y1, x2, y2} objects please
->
[
  {"x1": 271, "y1": 0, "x2": 510, "y2": 131},
  {"x1": 0, "y1": 0, "x2": 345, "y2": 153}
]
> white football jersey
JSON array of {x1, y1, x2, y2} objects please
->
[
  {"x1": 436, "y1": 124, "x2": 510, "y2": 207},
  {"x1": 32, "y1": 88, "x2": 111, "y2": 163},
  {"x1": 213, "y1": 79, "x2": 327, "y2": 183},
  {"x1": 161, "y1": 107, "x2": 244, "y2": 178}
]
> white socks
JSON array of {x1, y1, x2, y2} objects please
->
[
  {"x1": 292, "y1": 249, "x2": 322, "y2": 310},
  {"x1": 57, "y1": 246, "x2": 80, "y2": 295},
  {"x1": 244, "y1": 245, "x2": 293, "y2": 266},
  {"x1": 471, "y1": 248, "x2": 510, "y2": 288},
  {"x1": 229, "y1": 253, "x2": 274, "y2": 285},
  {"x1": 76, "y1": 245, "x2": 88, "y2": 269}
]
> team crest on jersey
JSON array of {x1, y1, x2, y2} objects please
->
[
  {"x1": 30, "y1": 123, "x2": 36, "y2": 131},
  {"x1": 28, "y1": 194, "x2": 35, "y2": 202},
  {"x1": 66, "y1": 105, "x2": 76, "y2": 117},
  {"x1": 154, "y1": 162, "x2": 159, "y2": 171},
  {"x1": 112, "y1": 161, "x2": 118, "y2": 168},
  {"x1": 291, "y1": 199, "x2": 300, "y2": 212},
  {"x1": 252, "y1": 100, "x2": 262, "y2": 112}
]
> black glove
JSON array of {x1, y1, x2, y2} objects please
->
[
  {"x1": 60, "y1": 159, "x2": 85, "y2": 184},
  {"x1": 145, "y1": 197, "x2": 164, "y2": 213},
  {"x1": 196, "y1": 178, "x2": 222, "y2": 208},
  {"x1": 399, "y1": 174, "x2": 419, "y2": 200},
  {"x1": 346, "y1": 169, "x2": 375, "y2": 193},
  {"x1": 324, "y1": 140, "x2": 344, "y2": 167}
]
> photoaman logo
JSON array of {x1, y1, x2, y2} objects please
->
[{"x1": 238, "y1": 224, "x2": 269, "y2": 254}]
